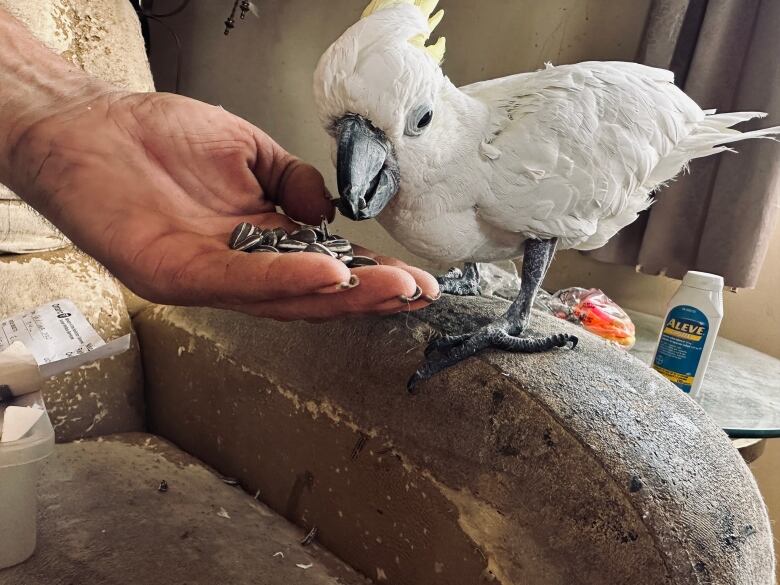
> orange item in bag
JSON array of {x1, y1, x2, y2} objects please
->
[{"x1": 543, "y1": 288, "x2": 636, "y2": 349}]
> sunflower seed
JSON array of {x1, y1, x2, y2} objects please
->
[
  {"x1": 349, "y1": 255, "x2": 379, "y2": 267},
  {"x1": 323, "y1": 239, "x2": 352, "y2": 255},
  {"x1": 261, "y1": 230, "x2": 278, "y2": 247},
  {"x1": 304, "y1": 242, "x2": 336, "y2": 257},
  {"x1": 289, "y1": 229, "x2": 318, "y2": 244},
  {"x1": 229, "y1": 222, "x2": 370, "y2": 266},
  {"x1": 320, "y1": 218, "x2": 331, "y2": 239},
  {"x1": 229, "y1": 222, "x2": 260, "y2": 250},
  {"x1": 250, "y1": 245, "x2": 279, "y2": 253},
  {"x1": 277, "y1": 239, "x2": 307, "y2": 252},
  {"x1": 234, "y1": 234, "x2": 265, "y2": 252},
  {"x1": 300, "y1": 526, "x2": 318, "y2": 546}
]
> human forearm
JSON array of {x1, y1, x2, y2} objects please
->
[{"x1": 0, "y1": 7, "x2": 110, "y2": 189}]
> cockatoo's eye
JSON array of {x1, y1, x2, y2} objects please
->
[
  {"x1": 418, "y1": 111, "x2": 433, "y2": 128},
  {"x1": 405, "y1": 105, "x2": 434, "y2": 137}
]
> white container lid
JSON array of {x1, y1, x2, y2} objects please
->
[{"x1": 682, "y1": 271, "x2": 724, "y2": 292}]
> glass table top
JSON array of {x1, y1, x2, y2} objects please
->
[{"x1": 627, "y1": 310, "x2": 780, "y2": 439}]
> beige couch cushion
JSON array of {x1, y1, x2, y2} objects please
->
[
  {"x1": 134, "y1": 297, "x2": 775, "y2": 585},
  {"x1": 0, "y1": 434, "x2": 367, "y2": 585},
  {"x1": 1, "y1": 247, "x2": 144, "y2": 441},
  {"x1": 0, "y1": 200, "x2": 68, "y2": 254},
  {"x1": 0, "y1": 0, "x2": 155, "y2": 253}
]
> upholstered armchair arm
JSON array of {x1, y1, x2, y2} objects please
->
[{"x1": 135, "y1": 295, "x2": 775, "y2": 585}]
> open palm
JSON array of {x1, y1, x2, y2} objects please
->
[{"x1": 9, "y1": 91, "x2": 438, "y2": 320}]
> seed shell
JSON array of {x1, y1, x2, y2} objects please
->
[
  {"x1": 233, "y1": 234, "x2": 265, "y2": 252},
  {"x1": 349, "y1": 255, "x2": 379, "y2": 267},
  {"x1": 277, "y1": 239, "x2": 307, "y2": 252},
  {"x1": 229, "y1": 222, "x2": 260, "y2": 250},
  {"x1": 261, "y1": 230, "x2": 278, "y2": 247},
  {"x1": 323, "y1": 239, "x2": 352, "y2": 255},
  {"x1": 304, "y1": 242, "x2": 336, "y2": 257},
  {"x1": 289, "y1": 229, "x2": 318, "y2": 244},
  {"x1": 319, "y1": 218, "x2": 331, "y2": 240}
]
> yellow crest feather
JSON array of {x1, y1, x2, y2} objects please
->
[{"x1": 361, "y1": 0, "x2": 446, "y2": 64}]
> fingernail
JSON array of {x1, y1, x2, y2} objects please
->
[
  {"x1": 316, "y1": 274, "x2": 359, "y2": 294},
  {"x1": 339, "y1": 274, "x2": 360, "y2": 289},
  {"x1": 399, "y1": 286, "x2": 423, "y2": 303},
  {"x1": 421, "y1": 291, "x2": 442, "y2": 302}
]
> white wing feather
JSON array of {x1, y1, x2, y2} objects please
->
[{"x1": 463, "y1": 61, "x2": 779, "y2": 250}]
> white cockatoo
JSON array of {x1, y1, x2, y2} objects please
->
[{"x1": 312, "y1": 0, "x2": 780, "y2": 391}]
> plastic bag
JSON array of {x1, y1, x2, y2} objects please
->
[
  {"x1": 535, "y1": 287, "x2": 636, "y2": 349},
  {"x1": 477, "y1": 261, "x2": 522, "y2": 300}
]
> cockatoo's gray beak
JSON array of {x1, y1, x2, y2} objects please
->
[{"x1": 335, "y1": 114, "x2": 400, "y2": 221}]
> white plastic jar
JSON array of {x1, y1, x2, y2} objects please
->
[
  {"x1": 652, "y1": 271, "x2": 724, "y2": 399},
  {"x1": 0, "y1": 407, "x2": 54, "y2": 569}
]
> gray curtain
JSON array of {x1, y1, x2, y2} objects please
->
[{"x1": 588, "y1": 0, "x2": 780, "y2": 289}]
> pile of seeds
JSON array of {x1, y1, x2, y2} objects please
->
[{"x1": 228, "y1": 220, "x2": 378, "y2": 268}]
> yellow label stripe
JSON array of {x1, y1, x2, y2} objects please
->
[
  {"x1": 652, "y1": 365, "x2": 694, "y2": 385},
  {"x1": 662, "y1": 327, "x2": 702, "y2": 342}
]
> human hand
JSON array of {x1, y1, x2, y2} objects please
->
[{"x1": 5, "y1": 91, "x2": 439, "y2": 320}]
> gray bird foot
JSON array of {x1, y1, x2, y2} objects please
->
[
  {"x1": 436, "y1": 265, "x2": 481, "y2": 296},
  {"x1": 408, "y1": 322, "x2": 578, "y2": 394}
]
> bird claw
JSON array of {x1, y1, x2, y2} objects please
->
[
  {"x1": 436, "y1": 266, "x2": 481, "y2": 296},
  {"x1": 409, "y1": 327, "x2": 578, "y2": 394},
  {"x1": 423, "y1": 333, "x2": 470, "y2": 356}
]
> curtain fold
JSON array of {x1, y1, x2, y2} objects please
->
[{"x1": 587, "y1": 0, "x2": 779, "y2": 289}]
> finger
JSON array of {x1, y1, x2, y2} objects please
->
[
  {"x1": 223, "y1": 265, "x2": 421, "y2": 321},
  {"x1": 351, "y1": 244, "x2": 440, "y2": 301},
  {"x1": 378, "y1": 262, "x2": 440, "y2": 301},
  {"x1": 249, "y1": 127, "x2": 335, "y2": 225},
  {"x1": 180, "y1": 250, "x2": 355, "y2": 304},
  {"x1": 198, "y1": 218, "x2": 440, "y2": 304},
  {"x1": 374, "y1": 299, "x2": 433, "y2": 316},
  {"x1": 131, "y1": 233, "x2": 353, "y2": 305},
  {"x1": 276, "y1": 160, "x2": 336, "y2": 225}
]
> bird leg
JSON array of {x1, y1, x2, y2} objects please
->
[
  {"x1": 436, "y1": 262, "x2": 481, "y2": 296},
  {"x1": 408, "y1": 238, "x2": 578, "y2": 393}
]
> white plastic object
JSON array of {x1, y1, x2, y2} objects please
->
[
  {"x1": 652, "y1": 271, "x2": 724, "y2": 399},
  {"x1": 1, "y1": 406, "x2": 45, "y2": 443},
  {"x1": 0, "y1": 400, "x2": 54, "y2": 569},
  {"x1": 0, "y1": 342, "x2": 42, "y2": 399}
]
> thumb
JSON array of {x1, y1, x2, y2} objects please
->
[
  {"x1": 277, "y1": 159, "x2": 336, "y2": 226},
  {"x1": 250, "y1": 127, "x2": 335, "y2": 226}
]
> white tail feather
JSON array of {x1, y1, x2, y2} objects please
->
[{"x1": 646, "y1": 111, "x2": 780, "y2": 187}]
